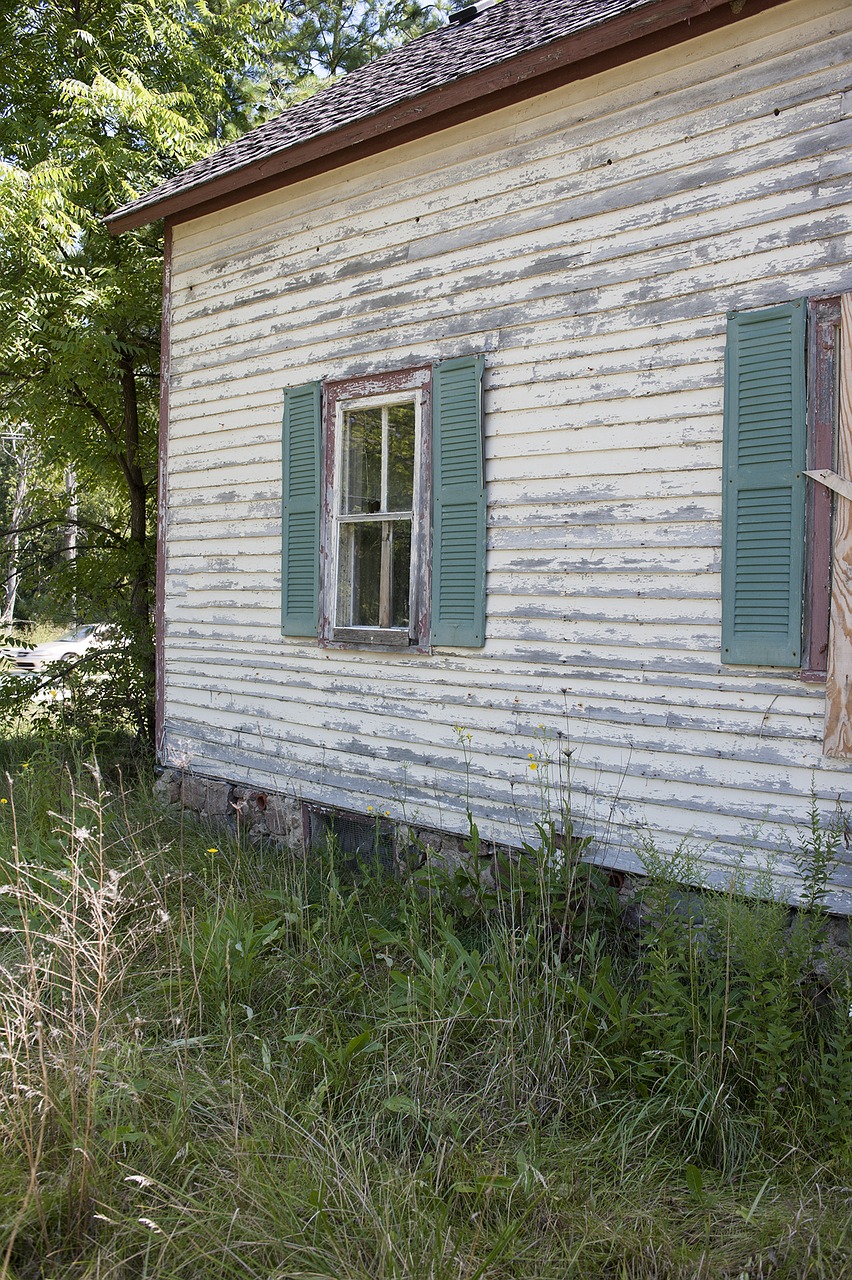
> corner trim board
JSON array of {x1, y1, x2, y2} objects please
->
[{"x1": 155, "y1": 221, "x2": 172, "y2": 758}]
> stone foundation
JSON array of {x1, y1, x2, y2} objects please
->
[
  {"x1": 154, "y1": 767, "x2": 852, "y2": 963},
  {"x1": 153, "y1": 768, "x2": 304, "y2": 849}
]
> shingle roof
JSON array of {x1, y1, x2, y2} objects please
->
[{"x1": 106, "y1": 0, "x2": 748, "y2": 231}]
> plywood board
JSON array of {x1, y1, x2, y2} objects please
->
[{"x1": 824, "y1": 294, "x2": 852, "y2": 755}]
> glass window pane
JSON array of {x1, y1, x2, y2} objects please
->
[
  {"x1": 336, "y1": 522, "x2": 381, "y2": 627},
  {"x1": 391, "y1": 520, "x2": 412, "y2": 629},
  {"x1": 387, "y1": 402, "x2": 416, "y2": 512},
  {"x1": 341, "y1": 408, "x2": 382, "y2": 515}
]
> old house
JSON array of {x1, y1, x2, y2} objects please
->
[{"x1": 108, "y1": 0, "x2": 852, "y2": 909}]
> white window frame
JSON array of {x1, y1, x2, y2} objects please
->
[{"x1": 319, "y1": 366, "x2": 433, "y2": 651}]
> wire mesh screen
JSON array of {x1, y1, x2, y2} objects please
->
[{"x1": 307, "y1": 807, "x2": 394, "y2": 874}]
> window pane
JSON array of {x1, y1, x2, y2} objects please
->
[
  {"x1": 341, "y1": 408, "x2": 382, "y2": 515},
  {"x1": 337, "y1": 521, "x2": 381, "y2": 627},
  {"x1": 391, "y1": 520, "x2": 412, "y2": 629},
  {"x1": 336, "y1": 519, "x2": 412, "y2": 630},
  {"x1": 387, "y1": 402, "x2": 416, "y2": 512}
]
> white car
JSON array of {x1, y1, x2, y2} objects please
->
[{"x1": 11, "y1": 624, "x2": 113, "y2": 672}]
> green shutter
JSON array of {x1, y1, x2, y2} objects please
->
[
  {"x1": 281, "y1": 382, "x2": 321, "y2": 637},
  {"x1": 432, "y1": 355, "x2": 486, "y2": 647},
  {"x1": 721, "y1": 301, "x2": 806, "y2": 666}
]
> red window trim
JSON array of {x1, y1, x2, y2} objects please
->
[{"x1": 801, "y1": 296, "x2": 840, "y2": 681}]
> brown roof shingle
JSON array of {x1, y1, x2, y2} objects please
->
[{"x1": 106, "y1": 0, "x2": 767, "y2": 232}]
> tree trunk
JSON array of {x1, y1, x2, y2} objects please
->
[
  {"x1": 119, "y1": 353, "x2": 149, "y2": 625},
  {"x1": 1, "y1": 439, "x2": 31, "y2": 626},
  {"x1": 119, "y1": 354, "x2": 155, "y2": 739}
]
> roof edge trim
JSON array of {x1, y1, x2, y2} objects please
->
[{"x1": 106, "y1": 0, "x2": 786, "y2": 235}]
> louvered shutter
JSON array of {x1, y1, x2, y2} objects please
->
[
  {"x1": 432, "y1": 355, "x2": 486, "y2": 646},
  {"x1": 281, "y1": 382, "x2": 321, "y2": 637},
  {"x1": 721, "y1": 301, "x2": 806, "y2": 666}
]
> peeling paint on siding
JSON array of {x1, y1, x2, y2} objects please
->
[{"x1": 162, "y1": 0, "x2": 852, "y2": 912}]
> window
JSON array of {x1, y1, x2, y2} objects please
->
[
  {"x1": 322, "y1": 367, "x2": 430, "y2": 648},
  {"x1": 721, "y1": 296, "x2": 839, "y2": 674},
  {"x1": 281, "y1": 356, "x2": 486, "y2": 649}
]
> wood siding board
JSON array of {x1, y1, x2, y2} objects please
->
[
  {"x1": 163, "y1": 665, "x2": 818, "y2": 727},
  {"x1": 162, "y1": 704, "x2": 822, "y2": 792},
  {"x1": 167, "y1": 105, "x2": 852, "y2": 322},
  {"x1": 169, "y1": 678, "x2": 822, "y2": 747},
  {"x1": 168, "y1": 209, "x2": 852, "y2": 369},
  {"x1": 164, "y1": 270, "x2": 852, "y2": 387},
  {"x1": 173, "y1": 139, "x2": 849, "y2": 322},
  {"x1": 166, "y1": 138, "x2": 852, "y2": 321}
]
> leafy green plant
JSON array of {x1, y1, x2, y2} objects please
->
[
  {"x1": 0, "y1": 737, "x2": 851, "y2": 1278},
  {"x1": 794, "y1": 784, "x2": 844, "y2": 916},
  {"x1": 283, "y1": 1028, "x2": 382, "y2": 1113},
  {"x1": 184, "y1": 901, "x2": 286, "y2": 1017}
]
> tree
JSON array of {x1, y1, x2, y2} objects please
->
[
  {"x1": 284, "y1": 0, "x2": 444, "y2": 79},
  {"x1": 0, "y1": 0, "x2": 441, "y2": 735}
]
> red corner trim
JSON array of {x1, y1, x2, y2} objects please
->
[{"x1": 155, "y1": 222, "x2": 172, "y2": 758}]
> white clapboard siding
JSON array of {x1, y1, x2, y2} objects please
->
[{"x1": 162, "y1": 0, "x2": 852, "y2": 909}]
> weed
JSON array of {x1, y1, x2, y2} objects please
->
[{"x1": 0, "y1": 741, "x2": 849, "y2": 1278}]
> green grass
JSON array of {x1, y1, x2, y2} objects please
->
[{"x1": 0, "y1": 732, "x2": 850, "y2": 1279}]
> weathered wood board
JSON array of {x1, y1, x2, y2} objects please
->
[{"x1": 824, "y1": 295, "x2": 852, "y2": 756}]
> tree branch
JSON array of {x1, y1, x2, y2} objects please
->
[{"x1": 70, "y1": 381, "x2": 121, "y2": 446}]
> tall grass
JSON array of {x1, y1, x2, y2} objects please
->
[{"x1": 0, "y1": 736, "x2": 850, "y2": 1278}]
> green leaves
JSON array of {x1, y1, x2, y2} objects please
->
[
  {"x1": 0, "y1": 0, "x2": 441, "y2": 693},
  {"x1": 284, "y1": 0, "x2": 444, "y2": 78},
  {"x1": 283, "y1": 1028, "x2": 382, "y2": 1111}
]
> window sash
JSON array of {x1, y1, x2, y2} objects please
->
[{"x1": 331, "y1": 390, "x2": 423, "y2": 640}]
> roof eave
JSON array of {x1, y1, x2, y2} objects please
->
[{"x1": 106, "y1": 0, "x2": 786, "y2": 235}]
